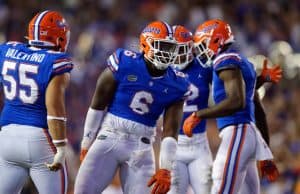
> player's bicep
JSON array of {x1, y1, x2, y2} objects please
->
[
  {"x1": 219, "y1": 68, "x2": 245, "y2": 107},
  {"x1": 162, "y1": 100, "x2": 184, "y2": 139},
  {"x1": 90, "y1": 67, "x2": 117, "y2": 110},
  {"x1": 46, "y1": 73, "x2": 70, "y2": 116}
]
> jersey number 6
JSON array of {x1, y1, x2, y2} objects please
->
[{"x1": 130, "y1": 91, "x2": 153, "y2": 115}]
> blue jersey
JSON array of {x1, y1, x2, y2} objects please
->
[
  {"x1": 177, "y1": 59, "x2": 212, "y2": 134},
  {"x1": 0, "y1": 42, "x2": 73, "y2": 129},
  {"x1": 212, "y1": 51, "x2": 256, "y2": 130},
  {"x1": 106, "y1": 48, "x2": 190, "y2": 127}
]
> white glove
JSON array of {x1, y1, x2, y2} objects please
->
[{"x1": 45, "y1": 146, "x2": 66, "y2": 171}]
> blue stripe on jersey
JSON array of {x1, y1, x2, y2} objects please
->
[
  {"x1": 52, "y1": 64, "x2": 73, "y2": 76},
  {"x1": 53, "y1": 60, "x2": 72, "y2": 69},
  {"x1": 108, "y1": 54, "x2": 119, "y2": 71},
  {"x1": 107, "y1": 59, "x2": 116, "y2": 73},
  {"x1": 162, "y1": 21, "x2": 173, "y2": 37},
  {"x1": 34, "y1": 10, "x2": 50, "y2": 40},
  {"x1": 113, "y1": 52, "x2": 119, "y2": 64},
  {"x1": 52, "y1": 58, "x2": 73, "y2": 76},
  {"x1": 213, "y1": 53, "x2": 241, "y2": 70}
]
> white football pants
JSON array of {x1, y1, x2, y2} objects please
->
[
  {"x1": 74, "y1": 113, "x2": 156, "y2": 194},
  {"x1": 168, "y1": 132, "x2": 213, "y2": 194},
  {"x1": 211, "y1": 123, "x2": 259, "y2": 194},
  {"x1": 0, "y1": 124, "x2": 67, "y2": 194}
]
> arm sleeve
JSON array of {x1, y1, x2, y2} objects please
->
[
  {"x1": 254, "y1": 92, "x2": 270, "y2": 145},
  {"x1": 51, "y1": 55, "x2": 73, "y2": 77},
  {"x1": 106, "y1": 48, "x2": 123, "y2": 82},
  {"x1": 213, "y1": 53, "x2": 242, "y2": 72}
]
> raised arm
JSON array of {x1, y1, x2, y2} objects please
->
[{"x1": 256, "y1": 59, "x2": 282, "y2": 89}]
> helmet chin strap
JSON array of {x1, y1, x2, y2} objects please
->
[{"x1": 153, "y1": 62, "x2": 168, "y2": 70}]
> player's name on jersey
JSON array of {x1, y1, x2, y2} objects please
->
[{"x1": 5, "y1": 48, "x2": 45, "y2": 63}]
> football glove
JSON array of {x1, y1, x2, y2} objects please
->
[
  {"x1": 148, "y1": 169, "x2": 171, "y2": 194},
  {"x1": 261, "y1": 59, "x2": 283, "y2": 83},
  {"x1": 259, "y1": 160, "x2": 279, "y2": 182},
  {"x1": 183, "y1": 112, "x2": 202, "y2": 137}
]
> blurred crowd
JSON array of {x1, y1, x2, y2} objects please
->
[{"x1": 0, "y1": 0, "x2": 299, "y2": 193}]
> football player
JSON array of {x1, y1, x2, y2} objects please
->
[
  {"x1": 183, "y1": 19, "x2": 279, "y2": 194},
  {"x1": 0, "y1": 10, "x2": 72, "y2": 194},
  {"x1": 168, "y1": 25, "x2": 213, "y2": 194},
  {"x1": 74, "y1": 21, "x2": 191, "y2": 194},
  {"x1": 240, "y1": 58, "x2": 282, "y2": 193}
]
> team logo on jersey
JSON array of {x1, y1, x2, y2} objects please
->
[
  {"x1": 163, "y1": 88, "x2": 168, "y2": 93},
  {"x1": 127, "y1": 75, "x2": 137, "y2": 82}
]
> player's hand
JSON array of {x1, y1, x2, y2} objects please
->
[
  {"x1": 259, "y1": 160, "x2": 279, "y2": 182},
  {"x1": 148, "y1": 169, "x2": 171, "y2": 194},
  {"x1": 80, "y1": 149, "x2": 88, "y2": 163},
  {"x1": 45, "y1": 146, "x2": 66, "y2": 171},
  {"x1": 183, "y1": 112, "x2": 202, "y2": 137},
  {"x1": 261, "y1": 59, "x2": 283, "y2": 83}
]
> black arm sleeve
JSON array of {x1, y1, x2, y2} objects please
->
[
  {"x1": 254, "y1": 92, "x2": 270, "y2": 145},
  {"x1": 256, "y1": 75, "x2": 265, "y2": 89}
]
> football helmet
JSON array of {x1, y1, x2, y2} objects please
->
[
  {"x1": 172, "y1": 25, "x2": 194, "y2": 70},
  {"x1": 194, "y1": 19, "x2": 235, "y2": 67},
  {"x1": 140, "y1": 21, "x2": 178, "y2": 70},
  {"x1": 27, "y1": 10, "x2": 70, "y2": 52}
]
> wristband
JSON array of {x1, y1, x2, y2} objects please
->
[{"x1": 53, "y1": 138, "x2": 68, "y2": 145}]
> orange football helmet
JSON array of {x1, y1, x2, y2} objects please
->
[
  {"x1": 172, "y1": 25, "x2": 194, "y2": 70},
  {"x1": 27, "y1": 10, "x2": 70, "y2": 52},
  {"x1": 140, "y1": 21, "x2": 178, "y2": 70},
  {"x1": 193, "y1": 19, "x2": 235, "y2": 67}
]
